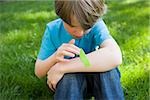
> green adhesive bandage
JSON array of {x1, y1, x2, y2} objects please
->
[{"x1": 79, "y1": 48, "x2": 91, "y2": 67}]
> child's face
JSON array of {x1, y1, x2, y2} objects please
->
[{"x1": 63, "y1": 15, "x2": 87, "y2": 39}]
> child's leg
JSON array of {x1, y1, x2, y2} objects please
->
[
  {"x1": 54, "y1": 73, "x2": 86, "y2": 100},
  {"x1": 93, "y1": 68, "x2": 124, "y2": 100}
]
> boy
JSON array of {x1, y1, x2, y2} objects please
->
[{"x1": 35, "y1": 0, "x2": 124, "y2": 100}]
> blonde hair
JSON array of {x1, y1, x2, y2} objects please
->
[{"x1": 55, "y1": 0, "x2": 107, "y2": 30}]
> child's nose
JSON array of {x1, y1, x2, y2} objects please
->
[
  {"x1": 74, "y1": 31, "x2": 84, "y2": 36},
  {"x1": 74, "y1": 30, "x2": 84, "y2": 34}
]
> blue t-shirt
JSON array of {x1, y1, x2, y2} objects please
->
[{"x1": 38, "y1": 18, "x2": 112, "y2": 60}]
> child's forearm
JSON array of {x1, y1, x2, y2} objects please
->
[
  {"x1": 63, "y1": 43, "x2": 122, "y2": 73},
  {"x1": 35, "y1": 53, "x2": 57, "y2": 78}
]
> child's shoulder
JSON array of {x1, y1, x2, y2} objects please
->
[
  {"x1": 93, "y1": 18, "x2": 104, "y2": 28},
  {"x1": 91, "y1": 18, "x2": 107, "y2": 32},
  {"x1": 46, "y1": 18, "x2": 62, "y2": 29}
]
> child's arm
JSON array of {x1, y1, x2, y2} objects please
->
[
  {"x1": 35, "y1": 39, "x2": 80, "y2": 78},
  {"x1": 51, "y1": 38, "x2": 122, "y2": 74},
  {"x1": 35, "y1": 53, "x2": 57, "y2": 78},
  {"x1": 64, "y1": 39, "x2": 122, "y2": 72},
  {"x1": 47, "y1": 38, "x2": 122, "y2": 90}
]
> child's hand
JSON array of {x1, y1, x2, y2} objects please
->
[
  {"x1": 54, "y1": 39, "x2": 80, "y2": 62},
  {"x1": 47, "y1": 62, "x2": 66, "y2": 91}
]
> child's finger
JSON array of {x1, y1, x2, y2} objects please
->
[
  {"x1": 61, "y1": 43, "x2": 80, "y2": 52},
  {"x1": 61, "y1": 50, "x2": 75, "y2": 57},
  {"x1": 65, "y1": 47, "x2": 80, "y2": 55},
  {"x1": 68, "y1": 39, "x2": 80, "y2": 51},
  {"x1": 58, "y1": 58, "x2": 70, "y2": 62},
  {"x1": 47, "y1": 80, "x2": 55, "y2": 92},
  {"x1": 68, "y1": 39, "x2": 75, "y2": 44},
  {"x1": 52, "y1": 84, "x2": 56, "y2": 91},
  {"x1": 63, "y1": 44, "x2": 80, "y2": 53},
  {"x1": 69, "y1": 44, "x2": 80, "y2": 52}
]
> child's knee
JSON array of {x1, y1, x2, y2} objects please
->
[
  {"x1": 100, "y1": 68, "x2": 120, "y2": 81},
  {"x1": 57, "y1": 73, "x2": 84, "y2": 88}
]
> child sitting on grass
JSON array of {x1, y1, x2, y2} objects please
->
[{"x1": 35, "y1": 0, "x2": 124, "y2": 99}]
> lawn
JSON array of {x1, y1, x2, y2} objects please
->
[{"x1": 0, "y1": 0, "x2": 149, "y2": 100}]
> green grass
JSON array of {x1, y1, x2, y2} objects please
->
[{"x1": 0, "y1": 0, "x2": 149, "y2": 99}]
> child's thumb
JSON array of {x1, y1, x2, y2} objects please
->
[{"x1": 69, "y1": 39, "x2": 75, "y2": 44}]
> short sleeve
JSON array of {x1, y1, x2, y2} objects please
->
[
  {"x1": 93, "y1": 19, "x2": 112, "y2": 46},
  {"x1": 37, "y1": 25, "x2": 56, "y2": 60}
]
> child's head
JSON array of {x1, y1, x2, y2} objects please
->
[{"x1": 55, "y1": 0, "x2": 106, "y2": 38}]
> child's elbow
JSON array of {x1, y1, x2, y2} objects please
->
[
  {"x1": 116, "y1": 57, "x2": 122, "y2": 66},
  {"x1": 114, "y1": 53, "x2": 122, "y2": 66},
  {"x1": 35, "y1": 66, "x2": 42, "y2": 79},
  {"x1": 35, "y1": 61, "x2": 44, "y2": 78}
]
